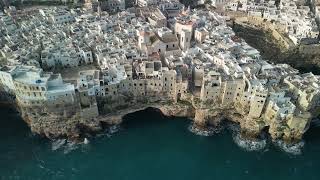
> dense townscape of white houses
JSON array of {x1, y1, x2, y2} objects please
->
[{"x1": 0, "y1": 0, "x2": 319, "y2": 138}]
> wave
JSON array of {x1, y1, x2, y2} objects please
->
[
  {"x1": 50, "y1": 139, "x2": 80, "y2": 154},
  {"x1": 232, "y1": 133, "x2": 267, "y2": 152},
  {"x1": 108, "y1": 125, "x2": 120, "y2": 134},
  {"x1": 227, "y1": 123, "x2": 267, "y2": 151},
  {"x1": 273, "y1": 140, "x2": 305, "y2": 155},
  {"x1": 226, "y1": 122, "x2": 304, "y2": 154},
  {"x1": 97, "y1": 124, "x2": 121, "y2": 138},
  {"x1": 51, "y1": 139, "x2": 66, "y2": 151},
  {"x1": 188, "y1": 123, "x2": 222, "y2": 136},
  {"x1": 63, "y1": 141, "x2": 79, "y2": 154},
  {"x1": 50, "y1": 125, "x2": 121, "y2": 153}
]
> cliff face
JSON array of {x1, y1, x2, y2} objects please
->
[
  {"x1": 192, "y1": 107, "x2": 264, "y2": 139},
  {"x1": 16, "y1": 99, "x2": 197, "y2": 141},
  {"x1": 19, "y1": 105, "x2": 103, "y2": 140},
  {"x1": 0, "y1": 87, "x2": 16, "y2": 105},
  {"x1": 13, "y1": 89, "x2": 310, "y2": 143},
  {"x1": 232, "y1": 22, "x2": 320, "y2": 75},
  {"x1": 16, "y1": 95, "x2": 306, "y2": 142}
]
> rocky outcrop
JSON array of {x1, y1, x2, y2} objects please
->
[
  {"x1": 232, "y1": 21, "x2": 320, "y2": 75},
  {"x1": 190, "y1": 106, "x2": 263, "y2": 139},
  {"x1": 22, "y1": 113, "x2": 102, "y2": 141},
  {"x1": 17, "y1": 101, "x2": 196, "y2": 141}
]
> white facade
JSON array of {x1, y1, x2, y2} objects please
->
[{"x1": 49, "y1": 12, "x2": 75, "y2": 24}]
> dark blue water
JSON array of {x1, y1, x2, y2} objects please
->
[{"x1": 1, "y1": 106, "x2": 320, "y2": 180}]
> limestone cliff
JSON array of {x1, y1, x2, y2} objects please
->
[
  {"x1": 19, "y1": 108, "x2": 103, "y2": 140},
  {"x1": 232, "y1": 21, "x2": 320, "y2": 75},
  {"x1": 11, "y1": 91, "x2": 311, "y2": 143},
  {"x1": 16, "y1": 99, "x2": 196, "y2": 141}
]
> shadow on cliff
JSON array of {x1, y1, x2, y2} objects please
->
[
  {"x1": 121, "y1": 107, "x2": 173, "y2": 129},
  {"x1": 303, "y1": 126, "x2": 320, "y2": 143},
  {"x1": 0, "y1": 106, "x2": 49, "y2": 168},
  {"x1": 231, "y1": 22, "x2": 320, "y2": 75}
]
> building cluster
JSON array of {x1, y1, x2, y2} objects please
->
[{"x1": 0, "y1": 0, "x2": 319, "y2": 138}]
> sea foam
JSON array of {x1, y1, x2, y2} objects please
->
[
  {"x1": 232, "y1": 133, "x2": 267, "y2": 151},
  {"x1": 273, "y1": 140, "x2": 304, "y2": 155},
  {"x1": 188, "y1": 123, "x2": 221, "y2": 136},
  {"x1": 97, "y1": 124, "x2": 121, "y2": 138},
  {"x1": 228, "y1": 123, "x2": 267, "y2": 151},
  {"x1": 51, "y1": 139, "x2": 66, "y2": 151},
  {"x1": 63, "y1": 141, "x2": 78, "y2": 154},
  {"x1": 51, "y1": 139, "x2": 80, "y2": 154}
]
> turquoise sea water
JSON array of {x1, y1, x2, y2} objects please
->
[{"x1": 1, "y1": 106, "x2": 320, "y2": 180}]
